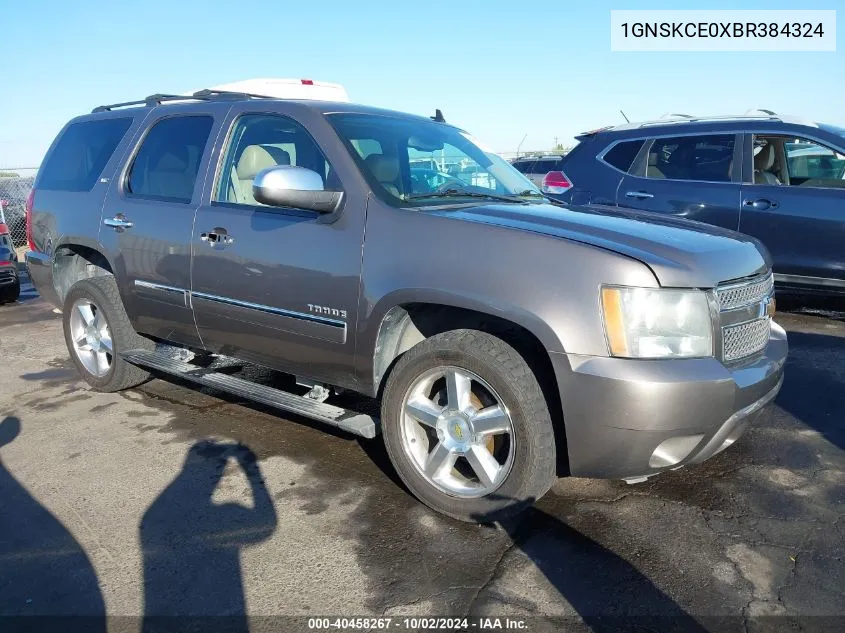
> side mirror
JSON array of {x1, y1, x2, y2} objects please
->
[{"x1": 253, "y1": 166, "x2": 343, "y2": 214}]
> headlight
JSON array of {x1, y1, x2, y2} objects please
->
[{"x1": 601, "y1": 286, "x2": 714, "y2": 359}]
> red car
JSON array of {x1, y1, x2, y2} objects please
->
[{"x1": 0, "y1": 206, "x2": 20, "y2": 303}]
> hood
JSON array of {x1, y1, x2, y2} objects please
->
[{"x1": 440, "y1": 202, "x2": 770, "y2": 288}]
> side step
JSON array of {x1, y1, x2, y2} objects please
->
[{"x1": 122, "y1": 349, "x2": 379, "y2": 439}]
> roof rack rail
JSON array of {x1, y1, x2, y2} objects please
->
[
  {"x1": 744, "y1": 108, "x2": 778, "y2": 116},
  {"x1": 600, "y1": 111, "x2": 817, "y2": 133},
  {"x1": 91, "y1": 89, "x2": 273, "y2": 113},
  {"x1": 191, "y1": 88, "x2": 273, "y2": 101},
  {"x1": 92, "y1": 93, "x2": 202, "y2": 113},
  {"x1": 660, "y1": 113, "x2": 694, "y2": 119}
]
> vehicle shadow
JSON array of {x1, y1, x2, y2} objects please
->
[
  {"x1": 140, "y1": 440, "x2": 277, "y2": 633},
  {"x1": 471, "y1": 497, "x2": 709, "y2": 632},
  {"x1": 773, "y1": 330, "x2": 845, "y2": 451},
  {"x1": 0, "y1": 416, "x2": 106, "y2": 633}
]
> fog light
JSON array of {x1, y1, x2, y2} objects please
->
[{"x1": 649, "y1": 435, "x2": 704, "y2": 468}]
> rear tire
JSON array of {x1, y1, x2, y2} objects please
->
[
  {"x1": 62, "y1": 276, "x2": 153, "y2": 392},
  {"x1": 0, "y1": 278, "x2": 20, "y2": 304},
  {"x1": 381, "y1": 329, "x2": 556, "y2": 522}
]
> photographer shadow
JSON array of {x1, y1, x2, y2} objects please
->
[
  {"x1": 472, "y1": 496, "x2": 708, "y2": 633},
  {"x1": 0, "y1": 416, "x2": 106, "y2": 632},
  {"x1": 141, "y1": 440, "x2": 277, "y2": 633}
]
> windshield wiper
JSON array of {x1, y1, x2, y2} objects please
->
[
  {"x1": 403, "y1": 189, "x2": 529, "y2": 204},
  {"x1": 513, "y1": 189, "x2": 547, "y2": 199}
]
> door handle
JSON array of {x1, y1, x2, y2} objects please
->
[
  {"x1": 742, "y1": 199, "x2": 776, "y2": 211},
  {"x1": 200, "y1": 228, "x2": 234, "y2": 247},
  {"x1": 625, "y1": 191, "x2": 654, "y2": 200},
  {"x1": 103, "y1": 215, "x2": 133, "y2": 231}
]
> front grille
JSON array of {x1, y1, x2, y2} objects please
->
[
  {"x1": 716, "y1": 274, "x2": 774, "y2": 311},
  {"x1": 722, "y1": 318, "x2": 771, "y2": 362},
  {"x1": 716, "y1": 273, "x2": 774, "y2": 363}
]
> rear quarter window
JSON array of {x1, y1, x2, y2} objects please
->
[
  {"x1": 602, "y1": 140, "x2": 645, "y2": 172},
  {"x1": 38, "y1": 118, "x2": 133, "y2": 192}
]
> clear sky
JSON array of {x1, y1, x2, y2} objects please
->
[{"x1": 1, "y1": 0, "x2": 841, "y2": 167}]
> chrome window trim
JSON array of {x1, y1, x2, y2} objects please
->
[{"x1": 597, "y1": 131, "x2": 742, "y2": 184}]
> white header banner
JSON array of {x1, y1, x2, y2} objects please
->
[{"x1": 611, "y1": 10, "x2": 836, "y2": 51}]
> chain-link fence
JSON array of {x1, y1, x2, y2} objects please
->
[{"x1": 0, "y1": 169, "x2": 37, "y2": 251}]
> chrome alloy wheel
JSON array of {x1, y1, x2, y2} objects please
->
[
  {"x1": 400, "y1": 366, "x2": 516, "y2": 498},
  {"x1": 68, "y1": 298, "x2": 113, "y2": 378}
]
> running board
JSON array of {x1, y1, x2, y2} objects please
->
[{"x1": 121, "y1": 349, "x2": 379, "y2": 438}]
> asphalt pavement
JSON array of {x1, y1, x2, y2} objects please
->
[{"x1": 0, "y1": 274, "x2": 843, "y2": 633}]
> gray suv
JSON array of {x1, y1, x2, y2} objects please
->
[{"x1": 26, "y1": 91, "x2": 787, "y2": 521}]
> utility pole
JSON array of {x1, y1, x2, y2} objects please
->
[
  {"x1": 516, "y1": 133, "x2": 527, "y2": 158},
  {"x1": 553, "y1": 136, "x2": 559, "y2": 150}
]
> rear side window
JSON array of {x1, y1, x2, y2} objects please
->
[
  {"x1": 646, "y1": 134, "x2": 735, "y2": 182},
  {"x1": 127, "y1": 116, "x2": 214, "y2": 203},
  {"x1": 512, "y1": 160, "x2": 535, "y2": 174},
  {"x1": 534, "y1": 159, "x2": 561, "y2": 173},
  {"x1": 39, "y1": 118, "x2": 132, "y2": 192},
  {"x1": 602, "y1": 140, "x2": 644, "y2": 172}
]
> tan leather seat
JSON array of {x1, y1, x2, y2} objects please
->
[
  {"x1": 754, "y1": 144, "x2": 781, "y2": 185},
  {"x1": 147, "y1": 147, "x2": 195, "y2": 200},
  {"x1": 231, "y1": 145, "x2": 291, "y2": 204},
  {"x1": 364, "y1": 154, "x2": 401, "y2": 197}
]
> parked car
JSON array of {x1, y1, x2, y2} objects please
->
[
  {"x1": 27, "y1": 90, "x2": 786, "y2": 521},
  {"x1": 0, "y1": 210, "x2": 20, "y2": 303},
  {"x1": 554, "y1": 113, "x2": 845, "y2": 296},
  {"x1": 510, "y1": 154, "x2": 570, "y2": 192}
]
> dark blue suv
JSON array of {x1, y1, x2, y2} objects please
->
[{"x1": 556, "y1": 114, "x2": 845, "y2": 296}]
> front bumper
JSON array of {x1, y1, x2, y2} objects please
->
[
  {"x1": 25, "y1": 250, "x2": 60, "y2": 308},
  {"x1": 551, "y1": 320, "x2": 788, "y2": 480}
]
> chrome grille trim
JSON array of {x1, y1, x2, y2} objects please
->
[
  {"x1": 716, "y1": 272, "x2": 774, "y2": 363},
  {"x1": 722, "y1": 318, "x2": 771, "y2": 362},
  {"x1": 716, "y1": 274, "x2": 774, "y2": 311}
]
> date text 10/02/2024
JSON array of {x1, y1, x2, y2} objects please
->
[{"x1": 307, "y1": 617, "x2": 528, "y2": 630}]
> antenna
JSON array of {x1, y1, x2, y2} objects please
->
[
  {"x1": 431, "y1": 109, "x2": 446, "y2": 123},
  {"x1": 620, "y1": 110, "x2": 630, "y2": 123}
]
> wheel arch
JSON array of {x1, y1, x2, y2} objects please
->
[
  {"x1": 52, "y1": 241, "x2": 116, "y2": 305},
  {"x1": 368, "y1": 298, "x2": 569, "y2": 475}
]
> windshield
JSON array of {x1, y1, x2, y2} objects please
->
[{"x1": 328, "y1": 113, "x2": 542, "y2": 205}]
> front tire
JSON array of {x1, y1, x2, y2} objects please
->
[
  {"x1": 381, "y1": 329, "x2": 556, "y2": 522},
  {"x1": 62, "y1": 276, "x2": 153, "y2": 392}
]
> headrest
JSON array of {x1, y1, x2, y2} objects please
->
[
  {"x1": 648, "y1": 152, "x2": 658, "y2": 166},
  {"x1": 236, "y1": 145, "x2": 291, "y2": 180},
  {"x1": 754, "y1": 144, "x2": 775, "y2": 171},
  {"x1": 154, "y1": 149, "x2": 188, "y2": 173},
  {"x1": 365, "y1": 154, "x2": 400, "y2": 183}
]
